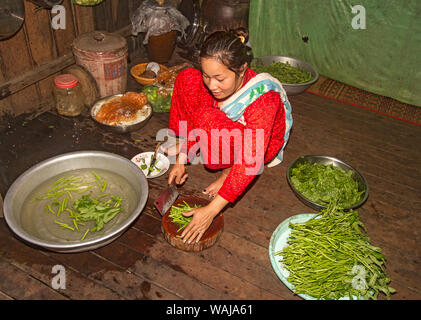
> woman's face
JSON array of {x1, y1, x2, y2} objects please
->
[{"x1": 201, "y1": 57, "x2": 245, "y2": 101}]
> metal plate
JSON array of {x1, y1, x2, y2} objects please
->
[
  {"x1": 90, "y1": 94, "x2": 153, "y2": 133},
  {"x1": 286, "y1": 155, "x2": 369, "y2": 211},
  {"x1": 269, "y1": 213, "x2": 361, "y2": 300},
  {"x1": 252, "y1": 55, "x2": 319, "y2": 95}
]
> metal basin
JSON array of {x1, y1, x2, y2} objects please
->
[
  {"x1": 252, "y1": 55, "x2": 319, "y2": 95},
  {"x1": 3, "y1": 151, "x2": 148, "y2": 253},
  {"x1": 286, "y1": 155, "x2": 369, "y2": 211},
  {"x1": 90, "y1": 94, "x2": 153, "y2": 134}
]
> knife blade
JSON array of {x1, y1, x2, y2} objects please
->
[
  {"x1": 154, "y1": 184, "x2": 179, "y2": 216},
  {"x1": 147, "y1": 142, "x2": 162, "y2": 177}
]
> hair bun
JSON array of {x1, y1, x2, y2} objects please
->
[{"x1": 230, "y1": 27, "x2": 249, "y2": 44}]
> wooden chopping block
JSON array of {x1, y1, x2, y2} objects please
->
[
  {"x1": 161, "y1": 196, "x2": 224, "y2": 252},
  {"x1": 64, "y1": 65, "x2": 99, "y2": 107}
]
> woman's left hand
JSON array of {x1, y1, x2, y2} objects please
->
[
  {"x1": 181, "y1": 205, "x2": 219, "y2": 244},
  {"x1": 181, "y1": 195, "x2": 229, "y2": 244}
]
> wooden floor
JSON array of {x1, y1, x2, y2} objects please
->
[{"x1": 0, "y1": 62, "x2": 420, "y2": 300}]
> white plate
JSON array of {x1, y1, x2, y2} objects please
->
[
  {"x1": 269, "y1": 213, "x2": 361, "y2": 300},
  {"x1": 131, "y1": 152, "x2": 170, "y2": 179}
]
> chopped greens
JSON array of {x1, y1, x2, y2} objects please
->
[
  {"x1": 139, "y1": 156, "x2": 162, "y2": 175},
  {"x1": 34, "y1": 171, "x2": 124, "y2": 240},
  {"x1": 290, "y1": 161, "x2": 364, "y2": 209},
  {"x1": 169, "y1": 201, "x2": 201, "y2": 232}
]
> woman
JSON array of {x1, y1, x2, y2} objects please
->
[{"x1": 165, "y1": 29, "x2": 293, "y2": 245}]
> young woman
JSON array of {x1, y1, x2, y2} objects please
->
[{"x1": 165, "y1": 29, "x2": 293, "y2": 244}]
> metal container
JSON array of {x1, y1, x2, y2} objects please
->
[
  {"x1": 286, "y1": 155, "x2": 369, "y2": 211},
  {"x1": 253, "y1": 55, "x2": 319, "y2": 95},
  {"x1": 72, "y1": 31, "x2": 128, "y2": 98},
  {"x1": 3, "y1": 151, "x2": 149, "y2": 253},
  {"x1": 90, "y1": 94, "x2": 153, "y2": 133}
]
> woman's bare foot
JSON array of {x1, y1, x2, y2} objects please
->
[{"x1": 203, "y1": 168, "x2": 230, "y2": 198}]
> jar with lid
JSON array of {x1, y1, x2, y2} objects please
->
[{"x1": 53, "y1": 74, "x2": 85, "y2": 116}]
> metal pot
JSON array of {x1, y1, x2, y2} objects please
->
[
  {"x1": 3, "y1": 151, "x2": 149, "y2": 253},
  {"x1": 0, "y1": 0, "x2": 25, "y2": 41}
]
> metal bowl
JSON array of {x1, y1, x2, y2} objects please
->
[
  {"x1": 90, "y1": 94, "x2": 153, "y2": 134},
  {"x1": 252, "y1": 55, "x2": 319, "y2": 95},
  {"x1": 286, "y1": 155, "x2": 369, "y2": 211},
  {"x1": 3, "y1": 151, "x2": 149, "y2": 253}
]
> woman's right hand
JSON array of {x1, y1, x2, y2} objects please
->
[
  {"x1": 168, "y1": 163, "x2": 188, "y2": 185},
  {"x1": 168, "y1": 152, "x2": 188, "y2": 185}
]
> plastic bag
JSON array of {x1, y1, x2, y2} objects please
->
[{"x1": 131, "y1": 0, "x2": 190, "y2": 44}]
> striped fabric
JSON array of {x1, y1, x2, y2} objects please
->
[{"x1": 219, "y1": 72, "x2": 293, "y2": 166}]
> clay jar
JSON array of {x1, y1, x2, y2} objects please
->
[{"x1": 146, "y1": 30, "x2": 177, "y2": 63}]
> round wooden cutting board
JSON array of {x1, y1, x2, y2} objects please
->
[
  {"x1": 161, "y1": 196, "x2": 224, "y2": 252},
  {"x1": 64, "y1": 64, "x2": 99, "y2": 107}
]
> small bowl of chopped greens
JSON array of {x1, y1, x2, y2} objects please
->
[
  {"x1": 251, "y1": 56, "x2": 319, "y2": 95},
  {"x1": 287, "y1": 155, "x2": 369, "y2": 211},
  {"x1": 131, "y1": 152, "x2": 170, "y2": 179}
]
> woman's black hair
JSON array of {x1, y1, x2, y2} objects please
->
[{"x1": 199, "y1": 28, "x2": 253, "y2": 75}]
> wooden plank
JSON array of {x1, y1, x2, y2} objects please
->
[
  {"x1": 95, "y1": 240, "x2": 229, "y2": 299},
  {"x1": 72, "y1": 2, "x2": 95, "y2": 35},
  {"x1": 53, "y1": 0, "x2": 77, "y2": 56},
  {"x1": 0, "y1": 18, "x2": 40, "y2": 115},
  {"x1": 93, "y1": 0, "x2": 114, "y2": 32},
  {"x1": 0, "y1": 258, "x2": 66, "y2": 300},
  {"x1": 114, "y1": 0, "x2": 130, "y2": 31},
  {"x1": 0, "y1": 54, "x2": 75, "y2": 99},
  {"x1": 5, "y1": 1, "x2": 59, "y2": 103},
  {"x1": 118, "y1": 227, "x2": 283, "y2": 300},
  {"x1": 0, "y1": 221, "x2": 123, "y2": 300}
]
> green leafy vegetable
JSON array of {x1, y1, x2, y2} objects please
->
[
  {"x1": 169, "y1": 201, "x2": 201, "y2": 232},
  {"x1": 275, "y1": 202, "x2": 396, "y2": 300},
  {"x1": 252, "y1": 60, "x2": 313, "y2": 84},
  {"x1": 141, "y1": 85, "x2": 172, "y2": 113},
  {"x1": 290, "y1": 162, "x2": 364, "y2": 209},
  {"x1": 35, "y1": 172, "x2": 124, "y2": 240},
  {"x1": 140, "y1": 157, "x2": 161, "y2": 175},
  {"x1": 72, "y1": 194, "x2": 124, "y2": 232}
]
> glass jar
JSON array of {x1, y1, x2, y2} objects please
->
[{"x1": 53, "y1": 74, "x2": 85, "y2": 116}]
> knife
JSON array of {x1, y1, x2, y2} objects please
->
[
  {"x1": 154, "y1": 183, "x2": 179, "y2": 216},
  {"x1": 147, "y1": 142, "x2": 162, "y2": 177}
]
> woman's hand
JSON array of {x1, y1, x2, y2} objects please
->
[
  {"x1": 168, "y1": 163, "x2": 188, "y2": 185},
  {"x1": 181, "y1": 195, "x2": 229, "y2": 244},
  {"x1": 168, "y1": 153, "x2": 188, "y2": 185}
]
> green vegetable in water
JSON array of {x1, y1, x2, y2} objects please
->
[
  {"x1": 252, "y1": 61, "x2": 313, "y2": 84},
  {"x1": 72, "y1": 194, "x2": 123, "y2": 232},
  {"x1": 169, "y1": 201, "x2": 202, "y2": 232},
  {"x1": 290, "y1": 161, "x2": 364, "y2": 209},
  {"x1": 275, "y1": 202, "x2": 396, "y2": 300},
  {"x1": 35, "y1": 171, "x2": 124, "y2": 240}
]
